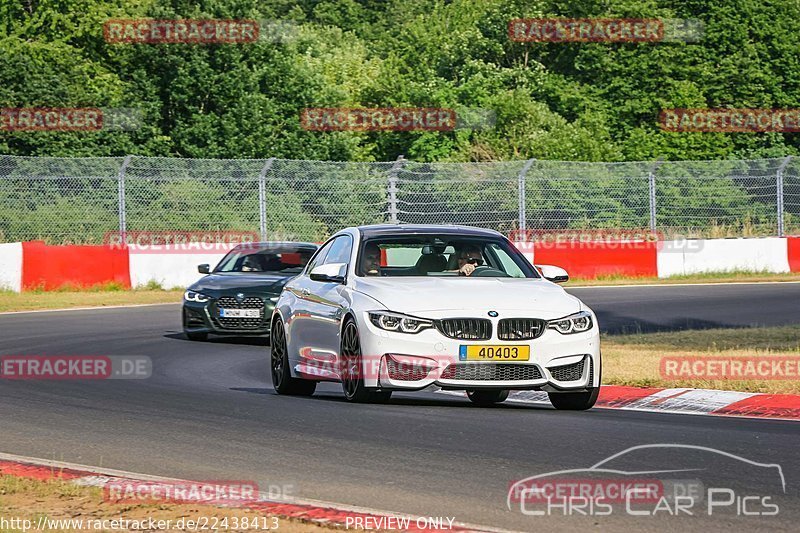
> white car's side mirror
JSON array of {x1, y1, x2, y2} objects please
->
[
  {"x1": 310, "y1": 263, "x2": 347, "y2": 283},
  {"x1": 536, "y1": 264, "x2": 569, "y2": 283}
]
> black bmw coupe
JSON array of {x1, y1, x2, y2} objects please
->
[{"x1": 182, "y1": 241, "x2": 318, "y2": 341}]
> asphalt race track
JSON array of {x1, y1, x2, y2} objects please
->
[
  {"x1": 1, "y1": 283, "x2": 799, "y2": 531},
  {"x1": 570, "y1": 282, "x2": 800, "y2": 333}
]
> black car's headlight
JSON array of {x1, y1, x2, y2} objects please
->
[
  {"x1": 369, "y1": 311, "x2": 434, "y2": 334},
  {"x1": 547, "y1": 311, "x2": 593, "y2": 334},
  {"x1": 184, "y1": 290, "x2": 210, "y2": 303}
]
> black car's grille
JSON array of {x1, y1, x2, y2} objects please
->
[
  {"x1": 213, "y1": 296, "x2": 266, "y2": 330},
  {"x1": 549, "y1": 357, "x2": 586, "y2": 382},
  {"x1": 436, "y1": 318, "x2": 492, "y2": 340},
  {"x1": 497, "y1": 318, "x2": 546, "y2": 340},
  {"x1": 440, "y1": 363, "x2": 542, "y2": 381}
]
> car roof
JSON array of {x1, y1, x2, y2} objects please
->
[
  {"x1": 233, "y1": 241, "x2": 318, "y2": 250},
  {"x1": 356, "y1": 224, "x2": 504, "y2": 239}
]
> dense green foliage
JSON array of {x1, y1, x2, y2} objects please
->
[{"x1": 2, "y1": 0, "x2": 799, "y2": 161}]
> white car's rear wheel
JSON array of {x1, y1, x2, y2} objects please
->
[
  {"x1": 271, "y1": 318, "x2": 316, "y2": 396},
  {"x1": 340, "y1": 319, "x2": 392, "y2": 403},
  {"x1": 466, "y1": 389, "x2": 509, "y2": 406}
]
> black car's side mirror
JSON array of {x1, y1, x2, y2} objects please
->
[{"x1": 198, "y1": 264, "x2": 210, "y2": 274}]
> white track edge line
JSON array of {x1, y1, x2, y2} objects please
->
[
  {"x1": 0, "y1": 302, "x2": 180, "y2": 315},
  {"x1": 568, "y1": 280, "x2": 800, "y2": 289},
  {"x1": 0, "y1": 452, "x2": 519, "y2": 533}
]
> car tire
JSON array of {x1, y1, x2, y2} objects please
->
[
  {"x1": 467, "y1": 389, "x2": 509, "y2": 406},
  {"x1": 271, "y1": 318, "x2": 316, "y2": 396},
  {"x1": 548, "y1": 356, "x2": 601, "y2": 410},
  {"x1": 340, "y1": 319, "x2": 392, "y2": 403},
  {"x1": 185, "y1": 330, "x2": 208, "y2": 341}
]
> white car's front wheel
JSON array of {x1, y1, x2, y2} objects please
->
[
  {"x1": 548, "y1": 388, "x2": 599, "y2": 410},
  {"x1": 340, "y1": 319, "x2": 392, "y2": 403},
  {"x1": 548, "y1": 356, "x2": 601, "y2": 410}
]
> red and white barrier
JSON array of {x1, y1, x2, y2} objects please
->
[
  {"x1": 515, "y1": 236, "x2": 800, "y2": 280},
  {"x1": 1, "y1": 236, "x2": 800, "y2": 292},
  {"x1": 21, "y1": 241, "x2": 131, "y2": 291},
  {"x1": 523, "y1": 240, "x2": 658, "y2": 278},
  {"x1": 656, "y1": 237, "x2": 790, "y2": 277},
  {"x1": 127, "y1": 246, "x2": 233, "y2": 289},
  {"x1": 0, "y1": 242, "x2": 23, "y2": 292}
]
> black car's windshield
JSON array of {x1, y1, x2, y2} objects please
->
[
  {"x1": 357, "y1": 236, "x2": 538, "y2": 278},
  {"x1": 214, "y1": 245, "x2": 316, "y2": 274}
]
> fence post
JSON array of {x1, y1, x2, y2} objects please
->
[
  {"x1": 777, "y1": 156, "x2": 792, "y2": 237},
  {"x1": 648, "y1": 158, "x2": 664, "y2": 234},
  {"x1": 387, "y1": 155, "x2": 405, "y2": 224},
  {"x1": 117, "y1": 155, "x2": 132, "y2": 240},
  {"x1": 517, "y1": 158, "x2": 535, "y2": 234},
  {"x1": 258, "y1": 157, "x2": 276, "y2": 241}
]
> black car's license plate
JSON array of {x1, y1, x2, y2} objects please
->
[{"x1": 219, "y1": 308, "x2": 261, "y2": 318}]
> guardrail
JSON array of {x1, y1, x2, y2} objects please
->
[{"x1": 0, "y1": 155, "x2": 799, "y2": 244}]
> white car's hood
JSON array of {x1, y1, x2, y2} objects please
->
[{"x1": 351, "y1": 277, "x2": 583, "y2": 318}]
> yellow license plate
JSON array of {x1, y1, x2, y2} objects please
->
[{"x1": 459, "y1": 345, "x2": 530, "y2": 361}]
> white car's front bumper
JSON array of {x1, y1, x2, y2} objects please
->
[{"x1": 355, "y1": 311, "x2": 601, "y2": 392}]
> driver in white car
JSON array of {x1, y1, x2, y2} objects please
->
[
  {"x1": 455, "y1": 245, "x2": 484, "y2": 276},
  {"x1": 363, "y1": 242, "x2": 382, "y2": 276}
]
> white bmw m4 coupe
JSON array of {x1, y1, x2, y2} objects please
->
[{"x1": 270, "y1": 224, "x2": 601, "y2": 409}]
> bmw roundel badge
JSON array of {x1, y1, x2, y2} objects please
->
[{"x1": 488, "y1": 310, "x2": 498, "y2": 317}]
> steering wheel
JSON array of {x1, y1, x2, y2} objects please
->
[{"x1": 470, "y1": 266, "x2": 509, "y2": 277}]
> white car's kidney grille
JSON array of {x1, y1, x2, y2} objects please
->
[
  {"x1": 213, "y1": 297, "x2": 265, "y2": 329},
  {"x1": 549, "y1": 358, "x2": 586, "y2": 382},
  {"x1": 440, "y1": 363, "x2": 542, "y2": 381},
  {"x1": 497, "y1": 318, "x2": 546, "y2": 340},
  {"x1": 435, "y1": 319, "x2": 492, "y2": 340}
]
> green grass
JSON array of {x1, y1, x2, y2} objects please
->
[
  {"x1": 0, "y1": 475, "x2": 329, "y2": 533},
  {"x1": 0, "y1": 289, "x2": 183, "y2": 312},
  {"x1": 604, "y1": 325, "x2": 800, "y2": 394},
  {"x1": 605, "y1": 325, "x2": 800, "y2": 352},
  {"x1": 570, "y1": 270, "x2": 800, "y2": 286}
]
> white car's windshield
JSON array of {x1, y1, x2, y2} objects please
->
[{"x1": 357, "y1": 237, "x2": 538, "y2": 278}]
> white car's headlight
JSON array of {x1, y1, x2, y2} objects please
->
[
  {"x1": 369, "y1": 311, "x2": 434, "y2": 334},
  {"x1": 184, "y1": 290, "x2": 210, "y2": 303},
  {"x1": 547, "y1": 311, "x2": 593, "y2": 334}
]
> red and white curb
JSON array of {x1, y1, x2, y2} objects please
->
[
  {"x1": 0, "y1": 452, "x2": 512, "y2": 533},
  {"x1": 436, "y1": 385, "x2": 800, "y2": 421}
]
